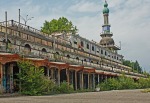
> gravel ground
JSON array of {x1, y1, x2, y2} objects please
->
[{"x1": 0, "y1": 89, "x2": 150, "y2": 103}]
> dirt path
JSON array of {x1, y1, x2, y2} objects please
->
[{"x1": 0, "y1": 89, "x2": 150, "y2": 103}]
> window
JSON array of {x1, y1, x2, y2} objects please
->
[
  {"x1": 81, "y1": 41, "x2": 84, "y2": 47},
  {"x1": 92, "y1": 46, "x2": 94, "y2": 51},
  {"x1": 105, "y1": 51, "x2": 107, "y2": 56},
  {"x1": 87, "y1": 44, "x2": 89, "y2": 49},
  {"x1": 101, "y1": 50, "x2": 103, "y2": 54},
  {"x1": 117, "y1": 57, "x2": 118, "y2": 60},
  {"x1": 74, "y1": 41, "x2": 77, "y2": 44}
]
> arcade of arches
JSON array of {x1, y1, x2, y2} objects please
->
[{"x1": 0, "y1": 53, "x2": 121, "y2": 93}]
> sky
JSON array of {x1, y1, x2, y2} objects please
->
[{"x1": 0, "y1": 0, "x2": 150, "y2": 72}]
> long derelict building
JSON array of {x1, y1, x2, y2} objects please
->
[{"x1": 0, "y1": 1, "x2": 146, "y2": 93}]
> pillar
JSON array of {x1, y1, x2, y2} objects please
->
[
  {"x1": 66, "y1": 69, "x2": 70, "y2": 86},
  {"x1": 57, "y1": 69, "x2": 60, "y2": 86},
  {"x1": 51, "y1": 69, "x2": 54, "y2": 79},
  {"x1": 98, "y1": 74, "x2": 100, "y2": 84},
  {"x1": 88, "y1": 73, "x2": 90, "y2": 89},
  {"x1": 80, "y1": 72, "x2": 83, "y2": 89},
  {"x1": 19, "y1": 64, "x2": 21, "y2": 92},
  {"x1": 93, "y1": 74, "x2": 95, "y2": 89},
  {"x1": 101, "y1": 75, "x2": 103, "y2": 82},
  {"x1": 105, "y1": 75, "x2": 107, "y2": 82},
  {"x1": 47, "y1": 68, "x2": 50, "y2": 78},
  {"x1": 10, "y1": 64, "x2": 13, "y2": 93},
  {"x1": 75, "y1": 71, "x2": 77, "y2": 90},
  {"x1": 0, "y1": 63, "x2": 3, "y2": 87}
]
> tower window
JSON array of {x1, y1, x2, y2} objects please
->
[
  {"x1": 81, "y1": 41, "x2": 84, "y2": 47},
  {"x1": 92, "y1": 46, "x2": 95, "y2": 51},
  {"x1": 87, "y1": 44, "x2": 89, "y2": 49}
]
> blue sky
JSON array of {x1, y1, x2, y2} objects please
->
[{"x1": 0, "y1": 0, "x2": 150, "y2": 72}]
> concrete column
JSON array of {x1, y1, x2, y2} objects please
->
[
  {"x1": 101, "y1": 75, "x2": 103, "y2": 82},
  {"x1": 10, "y1": 64, "x2": 13, "y2": 93},
  {"x1": 93, "y1": 74, "x2": 95, "y2": 89},
  {"x1": 80, "y1": 72, "x2": 83, "y2": 89},
  {"x1": 66, "y1": 69, "x2": 70, "y2": 86},
  {"x1": 19, "y1": 65, "x2": 21, "y2": 92},
  {"x1": 88, "y1": 73, "x2": 90, "y2": 89},
  {"x1": 105, "y1": 75, "x2": 108, "y2": 82},
  {"x1": 47, "y1": 68, "x2": 50, "y2": 77},
  {"x1": 71, "y1": 71, "x2": 74, "y2": 85},
  {"x1": 57, "y1": 69, "x2": 60, "y2": 86},
  {"x1": 98, "y1": 74, "x2": 100, "y2": 84},
  {"x1": 75, "y1": 71, "x2": 77, "y2": 90},
  {"x1": 51, "y1": 69, "x2": 54, "y2": 79},
  {"x1": 0, "y1": 63, "x2": 3, "y2": 87}
]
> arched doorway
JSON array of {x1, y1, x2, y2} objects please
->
[{"x1": 24, "y1": 44, "x2": 31, "y2": 54}]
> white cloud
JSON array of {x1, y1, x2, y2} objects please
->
[{"x1": 69, "y1": 0, "x2": 100, "y2": 13}]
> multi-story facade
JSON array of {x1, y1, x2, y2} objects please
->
[{"x1": 0, "y1": 1, "x2": 145, "y2": 93}]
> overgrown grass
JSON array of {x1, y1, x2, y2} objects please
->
[
  {"x1": 141, "y1": 89, "x2": 150, "y2": 93},
  {"x1": 97, "y1": 75, "x2": 150, "y2": 91}
]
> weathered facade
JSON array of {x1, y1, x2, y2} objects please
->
[{"x1": 0, "y1": 1, "x2": 146, "y2": 93}]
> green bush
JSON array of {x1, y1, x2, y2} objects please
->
[
  {"x1": 138, "y1": 77, "x2": 150, "y2": 89},
  {"x1": 98, "y1": 75, "x2": 140, "y2": 91},
  {"x1": 55, "y1": 81, "x2": 74, "y2": 93},
  {"x1": 17, "y1": 61, "x2": 55, "y2": 95}
]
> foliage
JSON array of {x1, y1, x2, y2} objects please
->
[
  {"x1": 142, "y1": 88, "x2": 150, "y2": 93},
  {"x1": 123, "y1": 60, "x2": 143, "y2": 73},
  {"x1": 41, "y1": 17, "x2": 78, "y2": 35},
  {"x1": 52, "y1": 81, "x2": 74, "y2": 94},
  {"x1": 98, "y1": 75, "x2": 141, "y2": 91},
  {"x1": 17, "y1": 61, "x2": 55, "y2": 95},
  {"x1": 138, "y1": 77, "x2": 150, "y2": 89}
]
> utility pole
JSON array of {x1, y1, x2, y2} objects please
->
[
  {"x1": 18, "y1": 9, "x2": 21, "y2": 52},
  {"x1": 5, "y1": 11, "x2": 8, "y2": 52}
]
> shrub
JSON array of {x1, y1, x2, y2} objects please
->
[
  {"x1": 17, "y1": 61, "x2": 55, "y2": 95},
  {"x1": 57, "y1": 81, "x2": 74, "y2": 93},
  {"x1": 138, "y1": 77, "x2": 150, "y2": 89},
  {"x1": 98, "y1": 75, "x2": 139, "y2": 91}
]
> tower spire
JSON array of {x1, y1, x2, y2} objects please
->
[{"x1": 100, "y1": 1, "x2": 120, "y2": 51}]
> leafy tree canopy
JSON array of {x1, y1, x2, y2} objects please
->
[
  {"x1": 123, "y1": 59, "x2": 143, "y2": 73},
  {"x1": 41, "y1": 17, "x2": 78, "y2": 35}
]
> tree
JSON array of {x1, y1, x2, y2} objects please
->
[
  {"x1": 123, "y1": 59, "x2": 143, "y2": 73},
  {"x1": 41, "y1": 17, "x2": 78, "y2": 35},
  {"x1": 17, "y1": 61, "x2": 55, "y2": 95}
]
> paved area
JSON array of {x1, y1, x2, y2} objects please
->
[{"x1": 0, "y1": 89, "x2": 150, "y2": 103}]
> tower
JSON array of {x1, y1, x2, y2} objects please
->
[{"x1": 100, "y1": 0, "x2": 120, "y2": 53}]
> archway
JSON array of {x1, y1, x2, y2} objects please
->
[
  {"x1": 24, "y1": 44, "x2": 31, "y2": 53},
  {"x1": 42, "y1": 48, "x2": 47, "y2": 53}
]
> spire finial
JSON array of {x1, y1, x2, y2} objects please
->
[{"x1": 103, "y1": 0, "x2": 109, "y2": 14}]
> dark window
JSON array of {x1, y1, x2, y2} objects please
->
[
  {"x1": 74, "y1": 41, "x2": 77, "y2": 44},
  {"x1": 92, "y1": 46, "x2": 94, "y2": 51},
  {"x1": 81, "y1": 41, "x2": 84, "y2": 47},
  {"x1": 87, "y1": 44, "x2": 89, "y2": 49},
  {"x1": 117, "y1": 57, "x2": 118, "y2": 60},
  {"x1": 105, "y1": 51, "x2": 107, "y2": 56},
  {"x1": 101, "y1": 50, "x2": 103, "y2": 54}
]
